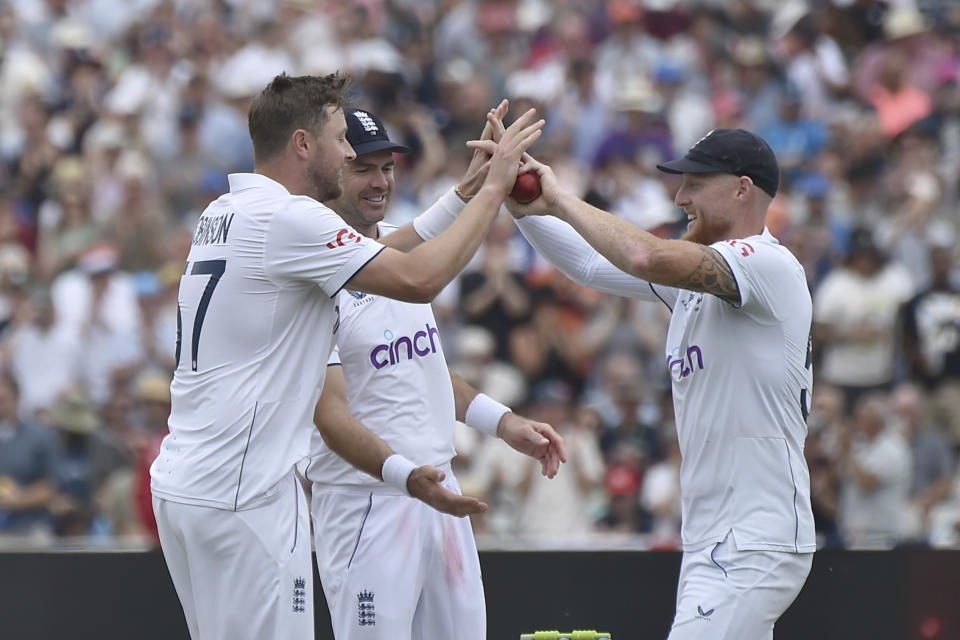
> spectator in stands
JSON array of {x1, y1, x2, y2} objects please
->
[
  {"x1": 891, "y1": 383, "x2": 955, "y2": 541},
  {"x1": 459, "y1": 214, "x2": 532, "y2": 361},
  {"x1": 50, "y1": 244, "x2": 142, "y2": 405},
  {"x1": 132, "y1": 371, "x2": 171, "y2": 545},
  {"x1": 0, "y1": 373, "x2": 59, "y2": 536},
  {"x1": 900, "y1": 243, "x2": 960, "y2": 449},
  {"x1": 516, "y1": 381, "x2": 604, "y2": 543},
  {"x1": 49, "y1": 389, "x2": 101, "y2": 536},
  {"x1": 838, "y1": 393, "x2": 912, "y2": 549},
  {"x1": 3, "y1": 285, "x2": 81, "y2": 422},
  {"x1": 595, "y1": 440, "x2": 647, "y2": 536},
  {"x1": 814, "y1": 228, "x2": 914, "y2": 411},
  {"x1": 805, "y1": 383, "x2": 847, "y2": 549},
  {"x1": 640, "y1": 430, "x2": 682, "y2": 549}
]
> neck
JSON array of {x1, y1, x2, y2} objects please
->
[
  {"x1": 328, "y1": 206, "x2": 379, "y2": 239},
  {"x1": 255, "y1": 161, "x2": 310, "y2": 199},
  {"x1": 342, "y1": 215, "x2": 378, "y2": 239}
]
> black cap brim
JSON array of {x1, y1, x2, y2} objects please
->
[
  {"x1": 656, "y1": 157, "x2": 726, "y2": 175},
  {"x1": 351, "y1": 140, "x2": 410, "y2": 156}
]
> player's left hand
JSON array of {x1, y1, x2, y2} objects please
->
[
  {"x1": 497, "y1": 413, "x2": 567, "y2": 478},
  {"x1": 456, "y1": 99, "x2": 509, "y2": 199},
  {"x1": 407, "y1": 465, "x2": 489, "y2": 517}
]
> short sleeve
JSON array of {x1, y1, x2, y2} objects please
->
[
  {"x1": 327, "y1": 345, "x2": 342, "y2": 367},
  {"x1": 712, "y1": 236, "x2": 808, "y2": 323},
  {"x1": 264, "y1": 199, "x2": 384, "y2": 297}
]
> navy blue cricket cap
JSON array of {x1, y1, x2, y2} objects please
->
[
  {"x1": 656, "y1": 129, "x2": 780, "y2": 198},
  {"x1": 344, "y1": 106, "x2": 410, "y2": 156}
]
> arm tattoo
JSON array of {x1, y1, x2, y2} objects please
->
[{"x1": 674, "y1": 246, "x2": 741, "y2": 304}]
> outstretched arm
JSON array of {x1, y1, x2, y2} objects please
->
[
  {"x1": 507, "y1": 154, "x2": 741, "y2": 304},
  {"x1": 378, "y1": 99, "x2": 511, "y2": 252},
  {"x1": 449, "y1": 370, "x2": 567, "y2": 478},
  {"x1": 347, "y1": 108, "x2": 544, "y2": 302},
  {"x1": 551, "y1": 192, "x2": 740, "y2": 303},
  {"x1": 314, "y1": 365, "x2": 487, "y2": 517},
  {"x1": 474, "y1": 117, "x2": 740, "y2": 303}
]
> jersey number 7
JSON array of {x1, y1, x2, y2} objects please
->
[{"x1": 176, "y1": 259, "x2": 226, "y2": 372}]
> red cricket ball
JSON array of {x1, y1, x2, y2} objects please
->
[{"x1": 510, "y1": 171, "x2": 542, "y2": 204}]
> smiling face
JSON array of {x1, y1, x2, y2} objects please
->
[
  {"x1": 327, "y1": 150, "x2": 396, "y2": 237},
  {"x1": 673, "y1": 172, "x2": 744, "y2": 245}
]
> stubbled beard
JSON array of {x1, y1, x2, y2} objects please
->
[{"x1": 312, "y1": 164, "x2": 342, "y2": 202}]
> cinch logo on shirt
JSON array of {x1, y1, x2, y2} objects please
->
[
  {"x1": 667, "y1": 344, "x2": 705, "y2": 379},
  {"x1": 369, "y1": 324, "x2": 441, "y2": 369}
]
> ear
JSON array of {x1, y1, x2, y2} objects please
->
[
  {"x1": 736, "y1": 175, "x2": 754, "y2": 199},
  {"x1": 291, "y1": 129, "x2": 311, "y2": 160}
]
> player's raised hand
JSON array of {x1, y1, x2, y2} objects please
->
[
  {"x1": 407, "y1": 465, "x2": 489, "y2": 517},
  {"x1": 456, "y1": 99, "x2": 510, "y2": 198},
  {"x1": 496, "y1": 413, "x2": 567, "y2": 478},
  {"x1": 468, "y1": 108, "x2": 544, "y2": 197}
]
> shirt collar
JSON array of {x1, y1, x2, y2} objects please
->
[
  {"x1": 761, "y1": 226, "x2": 778, "y2": 244},
  {"x1": 227, "y1": 173, "x2": 291, "y2": 195}
]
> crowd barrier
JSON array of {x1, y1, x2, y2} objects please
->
[{"x1": 0, "y1": 548, "x2": 957, "y2": 639}]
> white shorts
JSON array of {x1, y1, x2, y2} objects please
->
[
  {"x1": 153, "y1": 474, "x2": 314, "y2": 640},
  {"x1": 667, "y1": 530, "x2": 812, "y2": 640},
  {"x1": 311, "y1": 471, "x2": 485, "y2": 640}
]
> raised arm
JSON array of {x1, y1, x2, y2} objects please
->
[
  {"x1": 548, "y1": 191, "x2": 740, "y2": 303},
  {"x1": 513, "y1": 214, "x2": 669, "y2": 300},
  {"x1": 375, "y1": 99, "x2": 511, "y2": 253},
  {"x1": 314, "y1": 365, "x2": 487, "y2": 516},
  {"x1": 347, "y1": 109, "x2": 544, "y2": 302},
  {"x1": 505, "y1": 154, "x2": 740, "y2": 304}
]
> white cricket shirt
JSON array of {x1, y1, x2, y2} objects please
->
[
  {"x1": 303, "y1": 223, "x2": 456, "y2": 488},
  {"x1": 150, "y1": 173, "x2": 385, "y2": 510},
  {"x1": 515, "y1": 217, "x2": 816, "y2": 553}
]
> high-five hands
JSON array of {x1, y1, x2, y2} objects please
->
[
  {"x1": 468, "y1": 114, "x2": 563, "y2": 216},
  {"x1": 457, "y1": 99, "x2": 511, "y2": 198},
  {"x1": 469, "y1": 108, "x2": 545, "y2": 198}
]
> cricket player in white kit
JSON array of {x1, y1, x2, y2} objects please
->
[
  {"x1": 149, "y1": 73, "x2": 546, "y2": 640},
  {"x1": 471, "y1": 128, "x2": 815, "y2": 639},
  {"x1": 301, "y1": 106, "x2": 566, "y2": 640}
]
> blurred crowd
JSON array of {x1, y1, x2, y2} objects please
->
[{"x1": 0, "y1": 0, "x2": 959, "y2": 552}]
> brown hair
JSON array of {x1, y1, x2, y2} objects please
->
[{"x1": 247, "y1": 72, "x2": 352, "y2": 163}]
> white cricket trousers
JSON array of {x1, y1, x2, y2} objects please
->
[
  {"x1": 153, "y1": 474, "x2": 314, "y2": 640},
  {"x1": 311, "y1": 469, "x2": 485, "y2": 640},
  {"x1": 667, "y1": 530, "x2": 813, "y2": 640}
]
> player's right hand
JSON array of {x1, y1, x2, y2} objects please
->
[
  {"x1": 407, "y1": 465, "x2": 488, "y2": 517},
  {"x1": 505, "y1": 152, "x2": 562, "y2": 217}
]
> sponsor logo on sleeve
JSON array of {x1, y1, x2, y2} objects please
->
[
  {"x1": 726, "y1": 239, "x2": 755, "y2": 257},
  {"x1": 326, "y1": 228, "x2": 363, "y2": 249}
]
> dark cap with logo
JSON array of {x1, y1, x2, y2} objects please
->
[
  {"x1": 656, "y1": 129, "x2": 780, "y2": 198},
  {"x1": 345, "y1": 107, "x2": 410, "y2": 156}
]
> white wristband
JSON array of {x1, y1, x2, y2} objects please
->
[
  {"x1": 381, "y1": 454, "x2": 416, "y2": 495},
  {"x1": 412, "y1": 187, "x2": 466, "y2": 240},
  {"x1": 465, "y1": 393, "x2": 511, "y2": 437}
]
